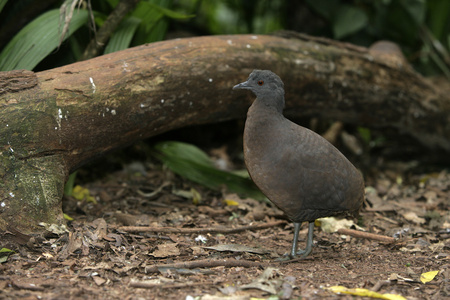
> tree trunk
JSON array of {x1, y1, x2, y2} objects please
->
[{"x1": 0, "y1": 34, "x2": 448, "y2": 235}]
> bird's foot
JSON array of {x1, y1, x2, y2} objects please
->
[
  {"x1": 275, "y1": 252, "x2": 312, "y2": 262},
  {"x1": 296, "y1": 247, "x2": 312, "y2": 257},
  {"x1": 274, "y1": 253, "x2": 293, "y2": 262}
]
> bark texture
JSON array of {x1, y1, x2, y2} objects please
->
[{"x1": 0, "y1": 34, "x2": 448, "y2": 234}]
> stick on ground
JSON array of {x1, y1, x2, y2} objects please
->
[
  {"x1": 117, "y1": 220, "x2": 287, "y2": 234},
  {"x1": 337, "y1": 228, "x2": 396, "y2": 243}
]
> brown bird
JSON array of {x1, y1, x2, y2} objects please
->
[{"x1": 233, "y1": 70, "x2": 364, "y2": 257}]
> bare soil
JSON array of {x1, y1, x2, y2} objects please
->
[{"x1": 0, "y1": 141, "x2": 449, "y2": 300}]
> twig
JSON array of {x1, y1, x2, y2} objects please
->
[
  {"x1": 144, "y1": 258, "x2": 265, "y2": 273},
  {"x1": 80, "y1": 0, "x2": 140, "y2": 60},
  {"x1": 372, "y1": 280, "x2": 392, "y2": 292},
  {"x1": 337, "y1": 228, "x2": 396, "y2": 243},
  {"x1": 322, "y1": 121, "x2": 343, "y2": 144},
  {"x1": 117, "y1": 220, "x2": 286, "y2": 234},
  {"x1": 130, "y1": 281, "x2": 220, "y2": 289}
]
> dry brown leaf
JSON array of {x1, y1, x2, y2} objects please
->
[{"x1": 150, "y1": 243, "x2": 180, "y2": 258}]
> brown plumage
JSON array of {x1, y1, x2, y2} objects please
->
[{"x1": 233, "y1": 70, "x2": 364, "y2": 257}]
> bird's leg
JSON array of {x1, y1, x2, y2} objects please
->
[
  {"x1": 297, "y1": 221, "x2": 314, "y2": 256},
  {"x1": 290, "y1": 222, "x2": 301, "y2": 257},
  {"x1": 274, "y1": 222, "x2": 314, "y2": 261},
  {"x1": 290, "y1": 221, "x2": 314, "y2": 257}
]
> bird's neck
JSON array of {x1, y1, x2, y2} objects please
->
[
  {"x1": 253, "y1": 92, "x2": 285, "y2": 114},
  {"x1": 247, "y1": 97, "x2": 286, "y2": 129}
]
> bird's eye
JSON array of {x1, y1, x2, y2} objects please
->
[{"x1": 258, "y1": 80, "x2": 264, "y2": 86}]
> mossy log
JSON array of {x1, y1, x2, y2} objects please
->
[{"x1": 0, "y1": 34, "x2": 448, "y2": 236}]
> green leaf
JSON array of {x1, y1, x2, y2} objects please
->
[
  {"x1": 152, "y1": 141, "x2": 266, "y2": 201},
  {"x1": 357, "y1": 127, "x2": 371, "y2": 144},
  {"x1": 106, "y1": 0, "x2": 119, "y2": 7},
  {"x1": 64, "y1": 171, "x2": 78, "y2": 197},
  {"x1": 131, "y1": 1, "x2": 166, "y2": 45},
  {"x1": 427, "y1": 0, "x2": 450, "y2": 40},
  {"x1": 332, "y1": 5, "x2": 368, "y2": 39},
  {"x1": 0, "y1": 0, "x2": 8, "y2": 14},
  {"x1": 0, "y1": 9, "x2": 89, "y2": 71},
  {"x1": 0, "y1": 248, "x2": 14, "y2": 263},
  {"x1": 155, "y1": 141, "x2": 215, "y2": 168},
  {"x1": 147, "y1": 2, "x2": 195, "y2": 20},
  {"x1": 0, "y1": 248, "x2": 14, "y2": 253},
  {"x1": 63, "y1": 213, "x2": 74, "y2": 221},
  {"x1": 448, "y1": 34, "x2": 450, "y2": 51},
  {"x1": 131, "y1": 0, "x2": 194, "y2": 45},
  {"x1": 104, "y1": 16, "x2": 141, "y2": 54}
]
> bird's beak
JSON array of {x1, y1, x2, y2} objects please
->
[{"x1": 233, "y1": 80, "x2": 251, "y2": 90}]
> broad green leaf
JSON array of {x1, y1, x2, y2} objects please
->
[
  {"x1": 64, "y1": 171, "x2": 78, "y2": 196},
  {"x1": 332, "y1": 5, "x2": 368, "y2": 39},
  {"x1": 104, "y1": 16, "x2": 141, "y2": 54},
  {"x1": 131, "y1": 1, "x2": 166, "y2": 45},
  {"x1": 106, "y1": 0, "x2": 119, "y2": 7},
  {"x1": 154, "y1": 141, "x2": 215, "y2": 168},
  {"x1": 131, "y1": 0, "x2": 194, "y2": 45},
  {"x1": 147, "y1": 2, "x2": 195, "y2": 20},
  {"x1": 427, "y1": 0, "x2": 450, "y2": 40},
  {"x1": 0, "y1": 9, "x2": 88, "y2": 71},
  {"x1": 0, "y1": 0, "x2": 8, "y2": 14},
  {"x1": 152, "y1": 141, "x2": 266, "y2": 201},
  {"x1": 144, "y1": 18, "x2": 169, "y2": 43}
]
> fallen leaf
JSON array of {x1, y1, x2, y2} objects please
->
[
  {"x1": 218, "y1": 284, "x2": 238, "y2": 295},
  {"x1": 150, "y1": 243, "x2": 180, "y2": 258},
  {"x1": 401, "y1": 212, "x2": 426, "y2": 224},
  {"x1": 72, "y1": 185, "x2": 96, "y2": 203},
  {"x1": 240, "y1": 267, "x2": 280, "y2": 294},
  {"x1": 388, "y1": 273, "x2": 416, "y2": 283},
  {"x1": 420, "y1": 270, "x2": 439, "y2": 284},
  {"x1": 38, "y1": 222, "x2": 69, "y2": 235},
  {"x1": 92, "y1": 276, "x2": 106, "y2": 286},
  {"x1": 190, "y1": 246, "x2": 207, "y2": 255},
  {"x1": 224, "y1": 199, "x2": 239, "y2": 206},
  {"x1": 317, "y1": 217, "x2": 364, "y2": 233},
  {"x1": 63, "y1": 213, "x2": 74, "y2": 221},
  {"x1": 191, "y1": 188, "x2": 202, "y2": 205},
  {"x1": 327, "y1": 286, "x2": 406, "y2": 300},
  {"x1": 42, "y1": 252, "x2": 54, "y2": 259}
]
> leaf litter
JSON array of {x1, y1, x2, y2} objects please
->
[{"x1": 0, "y1": 144, "x2": 449, "y2": 299}]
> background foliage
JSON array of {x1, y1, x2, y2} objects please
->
[{"x1": 0, "y1": 0, "x2": 448, "y2": 77}]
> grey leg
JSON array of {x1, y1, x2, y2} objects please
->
[
  {"x1": 297, "y1": 221, "x2": 314, "y2": 257},
  {"x1": 290, "y1": 222, "x2": 301, "y2": 257},
  {"x1": 290, "y1": 221, "x2": 314, "y2": 258}
]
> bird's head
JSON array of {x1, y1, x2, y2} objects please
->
[{"x1": 233, "y1": 69, "x2": 285, "y2": 110}]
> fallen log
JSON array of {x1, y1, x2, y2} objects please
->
[{"x1": 0, "y1": 34, "x2": 448, "y2": 234}]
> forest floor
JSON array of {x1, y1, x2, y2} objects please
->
[{"x1": 0, "y1": 134, "x2": 449, "y2": 300}]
